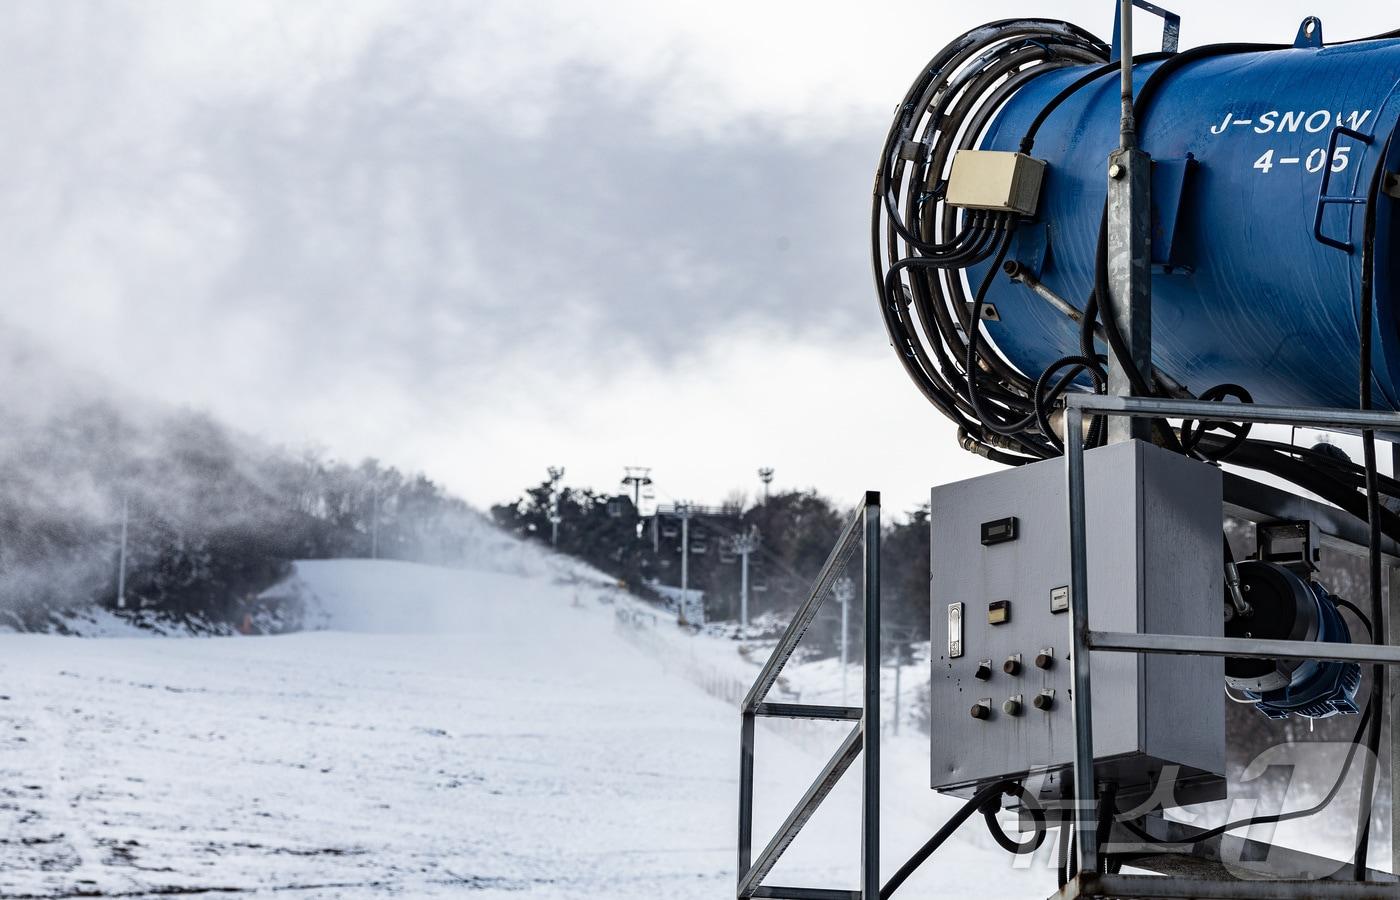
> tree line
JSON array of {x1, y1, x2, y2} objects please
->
[
  {"x1": 491, "y1": 479, "x2": 933, "y2": 657},
  {"x1": 2, "y1": 394, "x2": 487, "y2": 631}
]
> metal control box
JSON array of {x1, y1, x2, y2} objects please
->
[
  {"x1": 944, "y1": 149, "x2": 1046, "y2": 215},
  {"x1": 930, "y1": 440, "x2": 1225, "y2": 807}
]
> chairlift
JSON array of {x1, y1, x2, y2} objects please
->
[
  {"x1": 719, "y1": 550, "x2": 737, "y2": 564},
  {"x1": 691, "y1": 541, "x2": 708, "y2": 555},
  {"x1": 662, "y1": 525, "x2": 679, "y2": 539}
]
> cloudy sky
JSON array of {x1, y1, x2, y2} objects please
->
[{"x1": 2, "y1": 1, "x2": 1385, "y2": 515}]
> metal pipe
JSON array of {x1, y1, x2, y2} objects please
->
[
  {"x1": 1064, "y1": 406, "x2": 1099, "y2": 876},
  {"x1": 1390, "y1": 564, "x2": 1400, "y2": 877},
  {"x1": 1004, "y1": 261, "x2": 1190, "y2": 397},
  {"x1": 1224, "y1": 556, "x2": 1253, "y2": 618},
  {"x1": 861, "y1": 492, "x2": 881, "y2": 900},
  {"x1": 1065, "y1": 394, "x2": 1400, "y2": 431},
  {"x1": 756, "y1": 703, "x2": 862, "y2": 721},
  {"x1": 1119, "y1": 0, "x2": 1137, "y2": 150},
  {"x1": 1089, "y1": 630, "x2": 1400, "y2": 666},
  {"x1": 1065, "y1": 872, "x2": 1397, "y2": 899},
  {"x1": 738, "y1": 712, "x2": 755, "y2": 884}
]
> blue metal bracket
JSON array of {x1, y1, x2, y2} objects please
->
[
  {"x1": 1150, "y1": 155, "x2": 1196, "y2": 272},
  {"x1": 1313, "y1": 125, "x2": 1373, "y2": 253},
  {"x1": 1294, "y1": 16, "x2": 1324, "y2": 49},
  {"x1": 1111, "y1": 0, "x2": 1182, "y2": 61}
]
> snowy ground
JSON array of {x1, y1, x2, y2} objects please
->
[{"x1": 0, "y1": 557, "x2": 1059, "y2": 899}]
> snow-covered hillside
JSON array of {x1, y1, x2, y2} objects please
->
[{"x1": 0, "y1": 555, "x2": 1052, "y2": 898}]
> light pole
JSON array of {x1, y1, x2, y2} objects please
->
[
  {"x1": 116, "y1": 496, "x2": 129, "y2": 610},
  {"x1": 677, "y1": 502, "x2": 693, "y2": 625},
  {"x1": 370, "y1": 486, "x2": 380, "y2": 560},
  {"x1": 547, "y1": 466, "x2": 565, "y2": 546},
  {"x1": 726, "y1": 526, "x2": 761, "y2": 633},
  {"x1": 834, "y1": 575, "x2": 855, "y2": 703}
]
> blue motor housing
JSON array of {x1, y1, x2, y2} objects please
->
[
  {"x1": 969, "y1": 26, "x2": 1400, "y2": 411},
  {"x1": 1225, "y1": 560, "x2": 1360, "y2": 720}
]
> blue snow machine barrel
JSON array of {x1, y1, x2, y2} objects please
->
[
  {"x1": 873, "y1": 14, "x2": 1400, "y2": 468},
  {"x1": 972, "y1": 20, "x2": 1400, "y2": 413}
]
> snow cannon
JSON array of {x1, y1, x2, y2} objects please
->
[
  {"x1": 874, "y1": 13, "x2": 1400, "y2": 465},
  {"x1": 968, "y1": 25, "x2": 1400, "y2": 415},
  {"x1": 833, "y1": 2, "x2": 1400, "y2": 893}
]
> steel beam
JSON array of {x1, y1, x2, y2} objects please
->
[
  {"x1": 739, "y1": 712, "x2": 755, "y2": 882},
  {"x1": 1064, "y1": 405, "x2": 1100, "y2": 875},
  {"x1": 1089, "y1": 630, "x2": 1400, "y2": 665},
  {"x1": 1055, "y1": 872, "x2": 1400, "y2": 899},
  {"x1": 737, "y1": 725, "x2": 863, "y2": 899},
  {"x1": 861, "y1": 493, "x2": 881, "y2": 900},
  {"x1": 756, "y1": 703, "x2": 863, "y2": 721},
  {"x1": 1223, "y1": 472, "x2": 1400, "y2": 564},
  {"x1": 1105, "y1": 145, "x2": 1153, "y2": 443},
  {"x1": 752, "y1": 888, "x2": 861, "y2": 900},
  {"x1": 1390, "y1": 564, "x2": 1400, "y2": 876},
  {"x1": 742, "y1": 503, "x2": 865, "y2": 713},
  {"x1": 1065, "y1": 393, "x2": 1400, "y2": 431}
]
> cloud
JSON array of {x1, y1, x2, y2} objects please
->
[{"x1": 2, "y1": 0, "x2": 1387, "y2": 514}]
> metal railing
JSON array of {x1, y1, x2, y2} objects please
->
[
  {"x1": 737, "y1": 491, "x2": 881, "y2": 900},
  {"x1": 1060, "y1": 394, "x2": 1400, "y2": 896}
]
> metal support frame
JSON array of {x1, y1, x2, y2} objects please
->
[
  {"x1": 737, "y1": 492, "x2": 880, "y2": 900},
  {"x1": 1060, "y1": 393, "x2": 1400, "y2": 897},
  {"x1": 1106, "y1": 0, "x2": 1154, "y2": 443}
]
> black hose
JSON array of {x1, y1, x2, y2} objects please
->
[
  {"x1": 1333, "y1": 596, "x2": 1374, "y2": 639},
  {"x1": 881, "y1": 780, "x2": 1018, "y2": 898},
  {"x1": 981, "y1": 784, "x2": 1048, "y2": 855},
  {"x1": 1180, "y1": 701, "x2": 1372, "y2": 846}
]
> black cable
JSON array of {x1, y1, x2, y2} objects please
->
[
  {"x1": 981, "y1": 784, "x2": 1048, "y2": 855},
  {"x1": 1181, "y1": 384, "x2": 1255, "y2": 460},
  {"x1": 1125, "y1": 699, "x2": 1373, "y2": 848},
  {"x1": 1333, "y1": 596, "x2": 1374, "y2": 639},
  {"x1": 1187, "y1": 700, "x2": 1372, "y2": 845},
  {"x1": 1034, "y1": 356, "x2": 1105, "y2": 451},
  {"x1": 881, "y1": 780, "x2": 1017, "y2": 898},
  {"x1": 872, "y1": 20, "x2": 1111, "y2": 464}
]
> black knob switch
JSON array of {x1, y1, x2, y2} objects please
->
[
  {"x1": 1002, "y1": 655, "x2": 1022, "y2": 676},
  {"x1": 1002, "y1": 697, "x2": 1022, "y2": 716},
  {"x1": 970, "y1": 702, "x2": 991, "y2": 720},
  {"x1": 1035, "y1": 652, "x2": 1054, "y2": 670},
  {"x1": 974, "y1": 660, "x2": 992, "y2": 681},
  {"x1": 1034, "y1": 691, "x2": 1055, "y2": 711}
]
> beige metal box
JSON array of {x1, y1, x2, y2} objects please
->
[{"x1": 945, "y1": 149, "x2": 1047, "y2": 215}]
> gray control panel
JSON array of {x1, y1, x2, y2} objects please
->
[{"x1": 929, "y1": 440, "x2": 1225, "y2": 808}]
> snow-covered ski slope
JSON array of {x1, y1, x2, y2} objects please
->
[{"x1": 0, "y1": 556, "x2": 1050, "y2": 898}]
